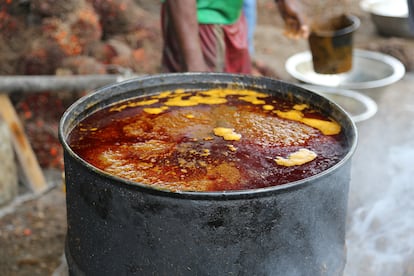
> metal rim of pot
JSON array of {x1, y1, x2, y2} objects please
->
[{"x1": 59, "y1": 72, "x2": 358, "y2": 200}]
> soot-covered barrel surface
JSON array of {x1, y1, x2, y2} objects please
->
[{"x1": 59, "y1": 73, "x2": 357, "y2": 276}]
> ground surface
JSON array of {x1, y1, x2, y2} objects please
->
[{"x1": 0, "y1": 0, "x2": 414, "y2": 275}]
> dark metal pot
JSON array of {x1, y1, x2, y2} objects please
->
[
  {"x1": 59, "y1": 73, "x2": 357, "y2": 276},
  {"x1": 308, "y1": 14, "x2": 360, "y2": 74}
]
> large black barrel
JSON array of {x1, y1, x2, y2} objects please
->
[{"x1": 59, "y1": 73, "x2": 357, "y2": 276}]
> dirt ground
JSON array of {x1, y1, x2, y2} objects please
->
[{"x1": 0, "y1": 1, "x2": 413, "y2": 275}]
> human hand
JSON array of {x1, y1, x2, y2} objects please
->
[{"x1": 276, "y1": 0, "x2": 309, "y2": 39}]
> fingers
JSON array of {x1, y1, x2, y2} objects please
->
[
  {"x1": 276, "y1": 0, "x2": 309, "y2": 39},
  {"x1": 283, "y1": 17, "x2": 309, "y2": 39}
]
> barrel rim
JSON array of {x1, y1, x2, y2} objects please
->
[{"x1": 59, "y1": 72, "x2": 358, "y2": 199}]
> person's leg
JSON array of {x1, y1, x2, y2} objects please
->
[
  {"x1": 162, "y1": 3, "x2": 251, "y2": 74},
  {"x1": 161, "y1": 3, "x2": 224, "y2": 73},
  {"x1": 161, "y1": 3, "x2": 183, "y2": 72},
  {"x1": 198, "y1": 24, "x2": 226, "y2": 72}
]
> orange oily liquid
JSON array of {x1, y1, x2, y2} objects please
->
[{"x1": 68, "y1": 88, "x2": 346, "y2": 192}]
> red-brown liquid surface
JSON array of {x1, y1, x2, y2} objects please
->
[{"x1": 68, "y1": 89, "x2": 347, "y2": 192}]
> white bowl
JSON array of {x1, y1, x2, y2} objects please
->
[
  {"x1": 360, "y1": 0, "x2": 414, "y2": 38},
  {"x1": 301, "y1": 85, "x2": 378, "y2": 123},
  {"x1": 285, "y1": 49, "x2": 405, "y2": 89}
]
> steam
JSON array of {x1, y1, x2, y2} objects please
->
[{"x1": 344, "y1": 145, "x2": 414, "y2": 276}]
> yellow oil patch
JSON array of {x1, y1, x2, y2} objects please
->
[
  {"x1": 239, "y1": 95, "x2": 266, "y2": 105},
  {"x1": 274, "y1": 110, "x2": 304, "y2": 121},
  {"x1": 174, "y1": 89, "x2": 186, "y2": 94},
  {"x1": 200, "y1": 88, "x2": 235, "y2": 98},
  {"x1": 109, "y1": 88, "x2": 340, "y2": 136},
  {"x1": 301, "y1": 118, "x2": 341, "y2": 136},
  {"x1": 151, "y1": 91, "x2": 173, "y2": 99},
  {"x1": 293, "y1": 103, "x2": 309, "y2": 111},
  {"x1": 110, "y1": 99, "x2": 159, "y2": 112},
  {"x1": 262, "y1": 104, "x2": 274, "y2": 111},
  {"x1": 188, "y1": 95, "x2": 228, "y2": 105},
  {"x1": 275, "y1": 148, "x2": 317, "y2": 167},
  {"x1": 213, "y1": 127, "x2": 242, "y2": 141},
  {"x1": 163, "y1": 88, "x2": 268, "y2": 107},
  {"x1": 164, "y1": 96, "x2": 199, "y2": 107},
  {"x1": 237, "y1": 89, "x2": 268, "y2": 98},
  {"x1": 143, "y1": 106, "x2": 169, "y2": 115},
  {"x1": 275, "y1": 109, "x2": 341, "y2": 135},
  {"x1": 201, "y1": 88, "x2": 267, "y2": 98}
]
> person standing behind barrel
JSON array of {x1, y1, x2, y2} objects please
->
[{"x1": 160, "y1": 0, "x2": 309, "y2": 74}]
